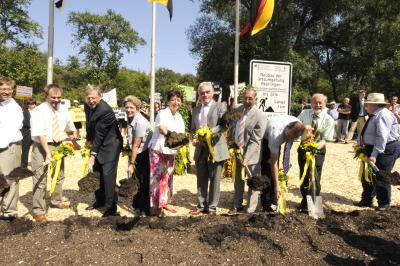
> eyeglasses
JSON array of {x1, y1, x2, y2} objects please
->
[{"x1": 0, "y1": 88, "x2": 13, "y2": 92}]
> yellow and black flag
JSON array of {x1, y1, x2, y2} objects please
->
[
  {"x1": 241, "y1": 0, "x2": 274, "y2": 36},
  {"x1": 148, "y1": 0, "x2": 173, "y2": 20}
]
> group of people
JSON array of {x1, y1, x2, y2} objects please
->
[
  {"x1": 326, "y1": 90, "x2": 400, "y2": 144},
  {"x1": 1, "y1": 75, "x2": 399, "y2": 222}
]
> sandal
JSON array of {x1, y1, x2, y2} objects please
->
[{"x1": 163, "y1": 205, "x2": 177, "y2": 213}]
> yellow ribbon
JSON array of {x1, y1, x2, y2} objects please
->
[
  {"x1": 48, "y1": 151, "x2": 64, "y2": 196},
  {"x1": 196, "y1": 126, "x2": 217, "y2": 162},
  {"x1": 277, "y1": 171, "x2": 289, "y2": 214},
  {"x1": 180, "y1": 146, "x2": 188, "y2": 166},
  {"x1": 80, "y1": 148, "x2": 91, "y2": 178},
  {"x1": 229, "y1": 148, "x2": 245, "y2": 182},
  {"x1": 299, "y1": 152, "x2": 316, "y2": 188},
  {"x1": 357, "y1": 153, "x2": 372, "y2": 183}
]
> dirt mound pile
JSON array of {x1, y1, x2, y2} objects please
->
[{"x1": 78, "y1": 172, "x2": 100, "y2": 193}]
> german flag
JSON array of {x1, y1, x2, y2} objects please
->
[
  {"x1": 148, "y1": 0, "x2": 173, "y2": 20},
  {"x1": 241, "y1": 0, "x2": 274, "y2": 36}
]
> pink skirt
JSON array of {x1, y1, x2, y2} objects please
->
[{"x1": 149, "y1": 149, "x2": 176, "y2": 208}]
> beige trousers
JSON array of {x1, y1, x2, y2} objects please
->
[
  {"x1": 0, "y1": 143, "x2": 22, "y2": 217},
  {"x1": 31, "y1": 143, "x2": 65, "y2": 215},
  {"x1": 346, "y1": 116, "x2": 367, "y2": 141}
]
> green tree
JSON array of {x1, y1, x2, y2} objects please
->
[
  {"x1": 0, "y1": 0, "x2": 42, "y2": 47},
  {"x1": 67, "y1": 9, "x2": 145, "y2": 86}
]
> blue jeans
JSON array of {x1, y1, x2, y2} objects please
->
[{"x1": 362, "y1": 141, "x2": 400, "y2": 206}]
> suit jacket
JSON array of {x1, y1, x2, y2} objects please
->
[
  {"x1": 230, "y1": 105, "x2": 267, "y2": 165},
  {"x1": 350, "y1": 97, "x2": 366, "y2": 122},
  {"x1": 85, "y1": 100, "x2": 122, "y2": 164},
  {"x1": 191, "y1": 101, "x2": 230, "y2": 162}
]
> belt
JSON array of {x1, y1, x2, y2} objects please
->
[{"x1": 48, "y1": 142, "x2": 62, "y2": 146}]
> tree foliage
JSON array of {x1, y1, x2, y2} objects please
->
[
  {"x1": 187, "y1": 0, "x2": 400, "y2": 106},
  {"x1": 0, "y1": 0, "x2": 42, "y2": 47},
  {"x1": 67, "y1": 10, "x2": 146, "y2": 86}
]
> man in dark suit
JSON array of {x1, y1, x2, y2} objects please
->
[
  {"x1": 84, "y1": 85, "x2": 122, "y2": 217},
  {"x1": 21, "y1": 100, "x2": 36, "y2": 168},
  {"x1": 190, "y1": 82, "x2": 230, "y2": 216},
  {"x1": 346, "y1": 90, "x2": 367, "y2": 142}
]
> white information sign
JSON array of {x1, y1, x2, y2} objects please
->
[
  {"x1": 102, "y1": 88, "x2": 118, "y2": 108},
  {"x1": 15, "y1": 86, "x2": 33, "y2": 100},
  {"x1": 250, "y1": 60, "x2": 292, "y2": 118}
]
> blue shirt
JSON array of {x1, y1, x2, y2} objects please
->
[
  {"x1": 327, "y1": 108, "x2": 339, "y2": 120},
  {"x1": 362, "y1": 107, "x2": 399, "y2": 158}
]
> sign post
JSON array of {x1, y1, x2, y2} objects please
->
[{"x1": 250, "y1": 60, "x2": 292, "y2": 118}]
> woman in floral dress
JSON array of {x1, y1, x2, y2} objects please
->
[{"x1": 148, "y1": 90, "x2": 185, "y2": 217}]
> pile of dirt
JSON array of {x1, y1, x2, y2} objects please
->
[
  {"x1": 219, "y1": 109, "x2": 243, "y2": 132},
  {"x1": 247, "y1": 174, "x2": 271, "y2": 191},
  {"x1": 0, "y1": 207, "x2": 399, "y2": 264},
  {"x1": 78, "y1": 172, "x2": 100, "y2": 193},
  {"x1": 165, "y1": 131, "x2": 189, "y2": 149},
  {"x1": 7, "y1": 167, "x2": 34, "y2": 180},
  {"x1": 118, "y1": 177, "x2": 139, "y2": 197}
]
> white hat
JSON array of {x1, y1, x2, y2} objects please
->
[
  {"x1": 329, "y1": 101, "x2": 336, "y2": 105},
  {"x1": 365, "y1": 93, "x2": 387, "y2": 104}
]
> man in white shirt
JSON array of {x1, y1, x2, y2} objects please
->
[
  {"x1": 297, "y1": 93, "x2": 334, "y2": 210},
  {"x1": 260, "y1": 116, "x2": 307, "y2": 212},
  {"x1": 0, "y1": 77, "x2": 23, "y2": 220},
  {"x1": 30, "y1": 84, "x2": 78, "y2": 222}
]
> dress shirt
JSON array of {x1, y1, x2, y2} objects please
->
[
  {"x1": 361, "y1": 107, "x2": 399, "y2": 158},
  {"x1": 234, "y1": 109, "x2": 248, "y2": 146},
  {"x1": 30, "y1": 102, "x2": 76, "y2": 143},
  {"x1": 149, "y1": 107, "x2": 185, "y2": 155},
  {"x1": 327, "y1": 108, "x2": 339, "y2": 120},
  {"x1": 264, "y1": 115, "x2": 299, "y2": 155},
  {"x1": 128, "y1": 112, "x2": 152, "y2": 154},
  {"x1": 359, "y1": 98, "x2": 366, "y2": 116},
  {"x1": 0, "y1": 98, "x2": 23, "y2": 148},
  {"x1": 198, "y1": 100, "x2": 214, "y2": 127},
  {"x1": 297, "y1": 108, "x2": 334, "y2": 141}
]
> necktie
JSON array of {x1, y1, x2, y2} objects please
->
[
  {"x1": 200, "y1": 105, "x2": 207, "y2": 126},
  {"x1": 237, "y1": 110, "x2": 247, "y2": 149},
  {"x1": 360, "y1": 114, "x2": 374, "y2": 144},
  {"x1": 312, "y1": 113, "x2": 320, "y2": 140},
  {"x1": 52, "y1": 109, "x2": 61, "y2": 142},
  {"x1": 283, "y1": 140, "x2": 293, "y2": 174}
]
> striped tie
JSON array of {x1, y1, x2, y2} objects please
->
[
  {"x1": 237, "y1": 111, "x2": 247, "y2": 148},
  {"x1": 52, "y1": 110, "x2": 61, "y2": 143},
  {"x1": 283, "y1": 140, "x2": 293, "y2": 174}
]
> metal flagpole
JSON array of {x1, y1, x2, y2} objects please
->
[
  {"x1": 233, "y1": 0, "x2": 240, "y2": 106},
  {"x1": 47, "y1": 0, "x2": 54, "y2": 85},
  {"x1": 149, "y1": 2, "x2": 156, "y2": 128}
]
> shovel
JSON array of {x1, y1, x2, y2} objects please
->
[{"x1": 306, "y1": 167, "x2": 325, "y2": 219}]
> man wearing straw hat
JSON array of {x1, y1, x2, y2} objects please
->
[{"x1": 356, "y1": 93, "x2": 400, "y2": 211}]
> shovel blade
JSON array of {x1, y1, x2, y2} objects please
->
[{"x1": 306, "y1": 195, "x2": 325, "y2": 219}]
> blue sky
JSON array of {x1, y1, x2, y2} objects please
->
[{"x1": 28, "y1": 0, "x2": 200, "y2": 75}]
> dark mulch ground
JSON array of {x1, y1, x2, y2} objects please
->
[{"x1": 0, "y1": 207, "x2": 399, "y2": 265}]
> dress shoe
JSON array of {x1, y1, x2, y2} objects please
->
[
  {"x1": 33, "y1": 214, "x2": 47, "y2": 223},
  {"x1": 228, "y1": 208, "x2": 238, "y2": 214},
  {"x1": 86, "y1": 203, "x2": 104, "y2": 210},
  {"x1": 189, "y1": 209, "x2": 202, "y2": 216},
  {"x1": 102, "y1": 209, "x2": 119, "y2": 217},
  {"x1": 296, "y1": 201, "x2": 308, "y2": 210},
  {"x1": 354, "y1": 201, "x2": 373, "y2": 208},
  {"x1": 0, "y1": 215, "x2": 16, "y2": 221},
  {"x1": 208, "y1": 211, "x2": 217, "y2": 216},
  {"x1": 377, "y1": 204, "x2": 390, "y2": 211},
  {"x1": 50, "y1": 203, "x2": 70, "y2": 209}
]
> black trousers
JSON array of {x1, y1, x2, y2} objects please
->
[
  {"x1": 297, "y1": 146, "x2": 326, "y2": 202},
  {"x1": 260, "y1": 140, "x2": 275, "y2": 208},
  {"x1": 21, "y1": 130, "x2": 32, "y2": 168},
  {"x1": 94, "y1": 158, "x2": 119, "y2": 211},
  {"x1": 132, "y1": 149, "x2": 150, "y2": 215}
]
